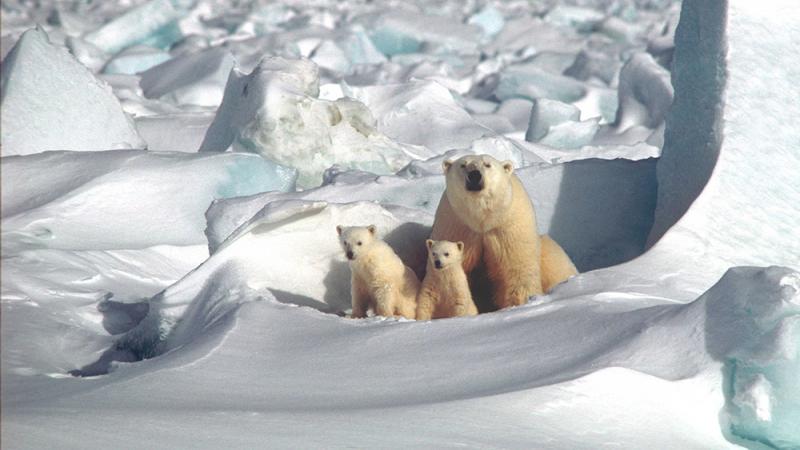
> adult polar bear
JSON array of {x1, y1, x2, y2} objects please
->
[{"x1": 430, "y1": 154, "x2": 577, "y2": 311}]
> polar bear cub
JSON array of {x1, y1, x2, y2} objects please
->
[
  {"x1": 336, "y1": 225, "x2": 419, "y2": 319},
  {"x1": 416, "y1": 239, "x2": 479, "y2": 320}
]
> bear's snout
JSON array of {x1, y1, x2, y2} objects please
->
[
  {"x1": 346, "y1": 250, "x2": 354, "y2": 260},
  {"x1": 434, "y1": 260, "x2": 443, "y2": 269},
  {"x1": 466, "y1": 169, "x2": 483, "y2": 191}
]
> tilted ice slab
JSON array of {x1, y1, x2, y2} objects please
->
[
  {"x1": 139, "y1": 47, "x2": 235, "y2": 107},
  {"x1": 199, "y1": 57, "x2": 428, "y2": 188},
  {"x1": 1, "y1": 150, "x2": 296, "y2": 251},
  {"x1": 0, "y1": 28, "x2": 145, "y2": 156},
  {"x1": 640, "y1": 0, "x2": 800, "y2": 284},
  {"x1": 343, "y1": 79, "x2": 491, "y2": 153},
  {"x1": 83, "y1": 0, "x2": 190, "y2": 54}
]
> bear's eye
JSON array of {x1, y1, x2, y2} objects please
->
[
  {"x1": 357, "y1": 241, "x2": 362, "y2": 246},
  {"x1": 484, "y1": 162, "x2": 491, "y2": 168},
  {"x1": 444, "y1": 252, "x2": 449, "y2": 257}
]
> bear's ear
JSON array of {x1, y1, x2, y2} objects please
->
[
  {"x1": 426, "y1": 239, "x2": 434, "y2": 250},
  {"x1": 336, "y1": 225, "x2": 343, "y2": 236},
  {"x1": 456, "y1": 241, "x2": 464, "y2": 252},
  {"x1": 367, "y1": 225, "x2": 377, "y2": 235},
  {"x1": 442, "y1": 160, "x2": 452, "y2": 173},
  {"x1": 502, "y1": 160, "x2": 514, "y2": 174}
]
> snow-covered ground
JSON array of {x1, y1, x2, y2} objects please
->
[{"x1": 2, "y1": 0, "x2": 799, "y2": 448}]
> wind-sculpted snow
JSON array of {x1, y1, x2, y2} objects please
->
[
  {"x1": 1, "y1": 150, "x2": 296, "y2": 251},
  {"x1": 1, "y1": 28, "x2": 145, "y2": 155},
  {"x1": 3, "y1": 0, "x2": 799, "y2": 448},
  {"x1": 642, "y1": 0, "x2": 800, "y2": 282}
]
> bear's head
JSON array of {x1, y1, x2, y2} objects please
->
[
  {"x1": 336, "y1": 225, "x2": 377, "y2": 261},
  {"x1": 426, "y1": 239, "x2": 464, "y2": 270},
  {"x1": 442, "y1": 154, "x2": 516, "y2": 232},
  {"x1": 443, "y1": 154, "x2": 514, "y2": 195}
]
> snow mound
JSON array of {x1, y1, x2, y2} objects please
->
[
  {"x1": 708, "y1": 268, "x2": 800, "y2": 448},
  {"x1": 644, "y1": 0, "x2": 800, "y2": 280},
  {"x1": 613, "y1": 52, "x2": 673, "y2": 131},
  {"x1": 1, "y1": 27, "x2": 145, "y2": 155},
  {"x1": 139, "y1": 47, "x2": 235, "y2": 107},
  {"x1": 1, "y1": 150, "x2": 296, "y2": 251},
  {"x1": 118, "y1": 201, "x2": 431, "y2": 357},
  {"x1": 199, "y1": 57, "x2": 425, "y2": 187}
]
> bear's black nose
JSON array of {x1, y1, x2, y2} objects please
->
[
  {"x1": 434, "y1": 260, "x2": 442, "y2": 269},
  {"x1": 346, "y1": 250, "x2": 354, "y2": 260},
  {"x1": 467, "y1": 170, "x2": 482, "y2": 183}
]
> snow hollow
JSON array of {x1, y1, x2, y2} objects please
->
[{"x1": 1, "y1": 0, "x2": 799, "y2": 449}]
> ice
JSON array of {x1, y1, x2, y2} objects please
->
[
  {"x1": 365, "y1": 11, "x2": 480, "y2": 56},
  {"x1": 468, "y1": 5, "x2": 505, "y2": 39},
  {"x1": 564, "y1": 50, "x2": 621, "y2": 86},
  {"x1": 1, "y1": 27, "x2": 145, "y2": 156},
  {"x1": 644, "y1": 0, "x2": 800, "y2": 279},
  {"x1": 525, "y1": 98, "x2": 581, "y2": 142},
  {"x1": 703, "y1": 267, "x2": 800, "y2": 448},
  {"x1": 338, "y1": 25, "x2": 387, "y2": 66},
  {"x1": 83, "y1": 0, "x2": 189, "y2": 54},
  {"x1": 4, "y1": 0, "x2": 800, "y2": 448},
  {"x1": 1, "y1": 150, "x2": 296, "y2": 251},
  {"x1": 139, "y1": 47, "x2": 235, "y2": 107},
  {"x1": 199, "y1": 57, "x2": 425, "y2": 187},
  {"x1": 613, "y1": 52, "x2": 674, "y2": 131},
  {"x1": 545, "y1": 5, "x2": 606, "y2": 32},
  {"x1": 102, "y1": 45, "x2": 171, "y2": 75},
  {"x1": 345, "y1": 79, "x2": 490, "y2": 152},
  {"x1": 538, "y1": 117, "x2": 600, "y2": 150},
  {"x1": 134, "y1": 111, "x2": 215, "y2": 152},
  {"x1": 495, "y1": 64, "x2": 588, "y2": 103}
]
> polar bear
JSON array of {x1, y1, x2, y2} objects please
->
[
  {"x1": 430, "y1": 154, "x2": 577, "y2": 311},
  {"x1": 336, "y1": 225, "x2": 419, "y2": 319},
  {"x1": 416, "y1": 239, "x2": 479, "y2": 320}
]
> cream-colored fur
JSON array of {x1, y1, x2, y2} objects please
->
[
  {"x1": 337, "y1": 225, "x2": 419, "y2": 319},
  {"x1": 430, "y1": 154, "x2": 577, "y2": 309},
  {"x1": 417, "y1": 240, "x2": 478, "y2": 320}
]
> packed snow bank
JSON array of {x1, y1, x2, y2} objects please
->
[
  {"x1": 705, "y1": 267, "x2": 800, "y2": 448},
  {"x1": 643, "y1": 0, "x2": 800, "y2": 279},
  {"x1": 118, "y1": 201, "x2": 432, "y2": 356},
  {"x1": 199, "y1": 57, "x2": 427, "y2": 187},
  {"x1": 0, "y1": 27, "x2": 145, "y2": 155},
  {"x1": 1, "y1": 150, "x2": 296, "y2": 251}
]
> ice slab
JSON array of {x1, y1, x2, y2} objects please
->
[
  {"x1": 134, "y1": 112, "x2": 215, "y2": 152},
  {"x1": 468, "y1": 5, "x2": 505, "y2": 39},
  {"x1": 526, "y1": 98, "x2": 581, "y2": 142},
  {"x1": 1, "y1": 150, "x2": 296, "y2": 251},
  {"x1": 139, "y1": 47, "x2": 235, "y2": 107},
  {"x1": 613, "y1": 52, "x2": 673, "y2": 131},
  {"x1": 103, "y1": 45, "x2": 172, "y2": 75},
  {"x1": 344, "y1": 79, "x2": 490, "y2": 152},
  {"x1": 365, "y1": 11, "x2": 480, "y2": 56},
  {"x1": 83, "y1": 0, "x2": 189, "y2": 54},
  {"x1": 545, "y1": 5, "x2": 606, "y2": 33},
  {"x1": 1, "y1": 27, "x2": 145, "y2": 155},
  {"x1": 495, "y1": 64, "x2": 587, "y2": 103},
  {"x1": 200, "y1": 57, "x2": 425, "y2": 188},
  {"x1": 643, "y1": 0, "x2": 800, "y2": 284}
]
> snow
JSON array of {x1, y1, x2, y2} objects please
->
[
  {"x1": 3, "y1": 0, "x2": 800, "y2": 448},
  {"x1": 1, "y1": 28, "x2": 145, "y2": 155},
  {"x1": 139, "y1": 47, "x2": 235, "y2": 107}
]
